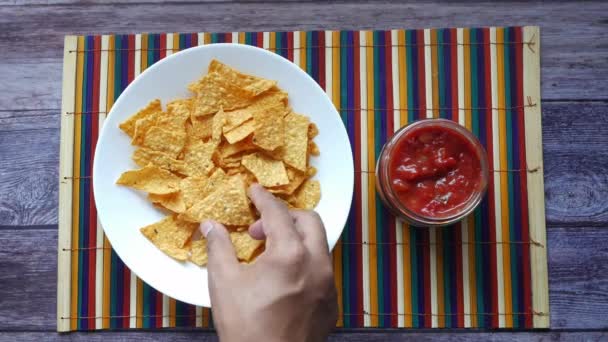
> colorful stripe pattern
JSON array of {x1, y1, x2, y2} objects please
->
[{"x1": 62, "y1": 27, "x2": 543, "y2": 330}]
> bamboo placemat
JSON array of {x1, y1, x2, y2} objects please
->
[{"x1": 57, "y1": 26, "x2": 548, "y2": 332}]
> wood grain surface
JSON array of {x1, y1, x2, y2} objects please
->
[{"x1": 0, "y1": 0, "x2": 607, "y2": 340}]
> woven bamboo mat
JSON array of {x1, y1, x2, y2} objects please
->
[{"x1": 57, "y1": 26, "x2": 548, "y2": 331}]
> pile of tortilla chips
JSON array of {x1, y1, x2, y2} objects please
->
[{"x1": 116, "y1": 60, "x2": 321, "y2": 266}]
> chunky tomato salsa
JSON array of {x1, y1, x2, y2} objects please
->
[{"x1": 388, "y1": 125, "x2": 483, "y2": 219}]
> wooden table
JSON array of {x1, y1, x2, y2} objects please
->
[{"x1": 1, "y1": 1, "x2": 607, "y2": 340}]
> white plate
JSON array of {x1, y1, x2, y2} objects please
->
[{"x1": 93, "y1": 43, "x2": 354, "y2": 307}]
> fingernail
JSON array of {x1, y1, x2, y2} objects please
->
[{"x1": 200, "y1": 221, "x2": 214, "y2": 238}]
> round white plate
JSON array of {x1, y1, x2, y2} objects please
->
[{"x1": 93, "y1": 43, "x2": 354, "y2": 307}]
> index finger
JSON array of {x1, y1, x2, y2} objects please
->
[{"x1": 248, "y1": 184, "x2": 300, "y2": 245}]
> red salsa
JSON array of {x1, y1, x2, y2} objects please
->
[{"x1": 388, "y1": 125, "x2": 483, "y2": 219}]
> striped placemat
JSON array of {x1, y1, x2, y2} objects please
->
[{"x1": 57, "y1": 26, "x2": 548, "y2": 332}]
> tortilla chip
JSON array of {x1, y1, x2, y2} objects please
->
[
  {"x1": 119, "y1": 99, "x2": 162, "y2": 137},
  {"x1": 158, "y1": 243, "x2": 190, "y2": 261},
  {"x1": 182, "y1": 140, "x2": 216, "y2": 177},
  {"x1": 157, "y1": 99, "x2": 191, "y2": 132},
  {"x1": 219, "y1": 137, "x2": 257, "y2": 158},
  {"x1": 252, "y1": 105, "x2": 285, "y2": 151},
  {"x1": 142, "y1": 126, "x2": 186, "y2": 159},
  {"x1": 189, "y1": 114, "x2": 214, "y2": 140},
  {"x1": 229, "y1": 231, "x2": 265, "y2": 262},
  {"x1": 222, "y1": 88, "x2": 288, "y2": 133},
  {"x1": 241, "y1": 153, "x2": 289, "y2": 187},
  {"x1": 308, "y1": 123, "x2": 319, "y2": 139},
  {"x1": 283, "y1": 112, "x2": 310, "y2": 171},
  {"x1": 131, "y1": 115, "x2": 159, "y2": 146},
  {"x1": 190, "y1": 239, "x2": 208, "y2": 266},
  {"x1": 140, "y1": 215, "x2": 198, "y2": 249},
  {"x1": 148, "y1": 192, "x2": 186, "y2": 213},
  {"x1": 306, "y1": 166, "x2": 317, "y2": 177},
  {"x1": 182, "y1": 175, "x2": 255, "y2": 225},
  {"x1": 225, "y1": 167, "x2": 241, "y2": 176},
  {"x1": 190, "y1": 72, "x2": 256, "y2": 117},
  {"x1": 308, "y1": 141, "x2": 320, "y2": 156},
  {"x1": 249, "y1": 87, "x2": 289, "y2": 108},
  {"x1": 116, "y1": 165, "x2": 181, "y2": 195},
  {"x1": 207, "y1": 59, "x2": 276, "y2": 96},
  {"x1": 132, "y1": 148, "x2": 186, "y2": 174},
  {"x1": 268, "y1": 167, "x2": 307, "y2": 195},
  {"x1": 180, "y1": 176, "x2": 209, "y2": 209},
  {"x1": 223, "y1": 108, "x2": 253, "y2": 133},
  {"x1": 211, "y1": 108, "x2": 226, "y2": 144},
  {"x1": 224, "y1": 119, "x2": 256, "y2": 144},
  {"x1": 293, "y1": 179, "x2": 321, "y2": 209}
]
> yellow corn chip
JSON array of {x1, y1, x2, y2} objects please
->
[
  {"x1": 283, "y1": 112, "x2": 310, "y2": 171},
  {"x1": 157, "y1": 98, "x2": 191, "y2": 132},
  {"x1": 182, "y1": 140, "x2": 216, "y2": 177},
  {"x1": 219, "y1": 137, "x2": 257, "y2": 158},
  {"x1": 148, "y1": 192, "x2": 186, "y2": 213},
  {"x1": 204, "y1": 168, "x2": 228, "y2": 190},
  {"x1": 293, "y1": 180, "x2": 321, "y2": 209},
  {"x1": 268, "y1": 167, "x2": 307, "y2": 195},
  {"x1": 142, "y1": 126, "x2": 186, "y2": 159},
  {"x1": 190, "y1": 239, "x2": 208, "y2": 266},
  {"x1": 208, "y1": 59, "x2": 276, "y2": 96},
  {"x1": 222, "y1": 88, "x2": 288, "y2": 133},
  {"x1": 308, "y1": 122, "x2": 319, "y2": 139},
  {"x1": 190, "y1": 72, "x2": 256, "y2": 117},
  {"x1": 140, "y1": 215, "x2": 198, "y2": 249},
  {"x1": 223, "y1": 108, "x2": 253, "y2": 133},
  {"x1": 180, "y1": 176, "x2": 209, "y2": 209},
  {"x1": 181, "y1": 168, "x2": 228, "y2": 210},
  {"x1": 241, "y1": 153, "x2": 289, "y2": 187},
  {"x1": 214, "y1": 150, "x2": 243, "y2": 170},
  {"x1": 182, "y1": 175, "x2": 254, "y2": 225},
  {"x1": 252, "y1": 105, "x2": 285, "y2": 151},
  {"x1": 309, "y1": 141, "x2": 320, "y2": 156},
  {"x1": 189, "y1": 114, "x2": 213, "y2": 140},
  {"x1": 131, "y1": 115, "x2": 159, "y2": 146},
  {"x1": 306, "y1": 166, "x2": 317, "y2": 177},
  {"x1": 158, "y1": 243, "x2": 190, "y2": 261},
  {"x1": 229, "y1": 231, "x2": 264, "y2": 262},
  {"x1": 224, "y1": 119, "x2": 256, "y2": 144},
  {"x1": 119, "y1": 99, "x2": 162, "y2": 137},
  {"x1": 211, "y1": 108, "x2": 226, "y2": 144},
  {"x1": 249, "y1": 87, "x2": 289, "y2": 108},
  {"x1": 116, "y1": 165, "x2": 181, "y2": 195},
  {"x1": 132, "y1": 148, "x2": 186, "y2": 174}
]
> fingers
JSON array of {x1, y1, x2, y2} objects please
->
[
  {"x1": 248, "y1": 184, "x2": 300, "y2": 245},
  {"x1": 248, "y1": 219, "x2": 265, "y2": 240},
  {"x1": 290, "y1": 210, "x2": 329, "y2": 255},
  {"x1": 200, "y1": 220, "x2": 238, "y2": 276}
]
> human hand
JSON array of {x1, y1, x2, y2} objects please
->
[{"x1": 200, "y1": 184, "x2": 338, "y2": 342}]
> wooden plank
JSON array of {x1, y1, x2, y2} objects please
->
[
  {"x1": 0, "y1": 126, "x2": 59, "y2": 226},
  {"x1": 523, "y1": 26, "x2": 549, "y2": 329},
  {"x1": 541, "y1": 102, "x2": 608, "y2": 226},
  {"x1": 1, "y1": 331, "x2": 608, "y2": 341},
  {"x1": 56, "y1": 35, "x2": 77, "y2": 333},
  {"x1": 0, "y1": 2, "x2": 606, "y2": 104},
  {"x1": 1, "y1": 226, "x2": 607, "y2": 330},
  {"x1": 0, "y1": 0, "x2": 237, "y2": 5},
  {"x1": 0, "y1": 61, "x2": 62, "y2": 110}
]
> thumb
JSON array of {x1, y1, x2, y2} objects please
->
[{"x1": 200, "y1": 220, "x2": 238, "y2": 274}]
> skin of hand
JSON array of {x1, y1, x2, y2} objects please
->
[{"x1": 200, "y1": 184, "x2": 338, "y2": 342}]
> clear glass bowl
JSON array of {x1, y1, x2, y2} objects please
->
[{"x1": 375, "y1": 119, "x2": 489, "y2": 227}]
